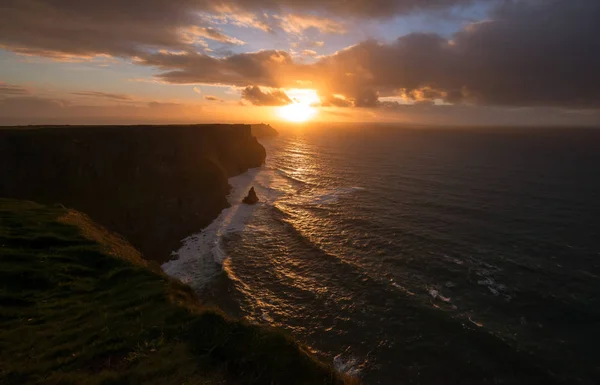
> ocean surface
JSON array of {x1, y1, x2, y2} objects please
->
[{"x1": 163, "y1": 125, "x2": 600, "y2": 385}]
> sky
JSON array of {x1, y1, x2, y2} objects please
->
[{"x1": 0, "y1": 0, "x2": 599, "y2": 126}]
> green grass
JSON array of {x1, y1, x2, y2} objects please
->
[{"x1": 0, "y1": 199, "x2": 352, "y2": 385}]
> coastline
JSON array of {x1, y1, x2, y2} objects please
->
[
  {"x1": 0, "y1": 124, "x2": 359, "y2": 384},
  {"x1": 0, "y1": 124, "x2": 266, "y2": 263},
  {"x1": 0, "y1": 198, "x2": 354, "y2": 385},
  {"x1": 162, "y1": 166, "x2": 264, "y2": 289}
]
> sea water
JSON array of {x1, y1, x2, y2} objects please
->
[{"x1": 164, "y1": 125, "x2": 600, "y2": 385}]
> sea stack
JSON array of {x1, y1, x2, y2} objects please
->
[{"x1": 242, "y1": 187, "x2": 259, "y2": 205}]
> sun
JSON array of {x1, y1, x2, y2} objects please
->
[
  {"x1": 277, "y1": 88, "x2": 320, "y2": 123},
  {"x1": 278, "y1": 103, "x2": 317, "y2": 122}
]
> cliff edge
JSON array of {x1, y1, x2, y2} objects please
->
[
  {"x1": 0, "y1": 124, "x2": 266, "y2": 262},
  {"x1": 251, "y1": 123, "x2": 278, "y2": 138},
  {"x1": 0, "y1": 198, "x2": 353, "y2": 385}
]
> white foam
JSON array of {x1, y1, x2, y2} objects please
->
[
  {"x1": 389, "y1": 279, "x2": 416, "y2": 296},
  {"x1": 333, "y1": 354, "x2": 363, "y2": 377},
  {"x1": 443, "y1": 254, "x2": 464, "y2": 265},
  {"x1": 162, "y1": 167, "x2": 264, "y2": 289},
  {"x1": 428, "y1": 288, "x2": 452, "y2": 303},
  {"x1": 476, "y1": 277, "x2": 507, "y2": 297},
  {"x1": 161, "y1": 165, "x2": 297, "y2": 290},
  {"x1": 468, "y1": 316, "x2": 484, "y2": 327}
]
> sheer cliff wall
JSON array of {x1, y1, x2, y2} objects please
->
[{"x1": 0, "y1": 124, "x2": 266, "y2": 262}]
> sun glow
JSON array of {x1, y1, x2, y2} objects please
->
[
  {"x1": 278, "y1": 103, "x2": 317, "y2": 122},
  {"x1": 277, "y1": 89, "x2": 320, "y2": 123}
]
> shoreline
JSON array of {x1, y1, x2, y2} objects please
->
[
  {"x1": 162, "y1": 166, "x2": 265, "y2": 291},
  {"x1": 0, "y1": 198, "x2": 354, "y2": 385}
]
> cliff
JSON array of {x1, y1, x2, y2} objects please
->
[
  {"x1": 0, "y1": 198, "x2": 353, "y2": 385},
  {"x1": 251, "y1": 123, "x2": 279, "y2": 138},
  {"x1": 0, "y1": 124, "x2": 266, "y2": 262}
]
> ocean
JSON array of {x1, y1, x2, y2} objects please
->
[{"x1": 163, "y1": 125, "x2": 600, "y2": 385}]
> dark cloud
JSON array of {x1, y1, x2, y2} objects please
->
[
  {"x1": 72, "y1": 91, "x2": 134, "y2": 101},
  {"x1": 1, "y1": 0, "x2": 599, "y2": 110},
  {"x1": 228, "y1": 0, "x2": 481, "y2": 18},
  {"x1": 241, "y1": 86, "x2": 292, "y2": 106},
  {"x1": 140, "y1": 50, "x2": 297, "y2": 87},
  {"x1": 0, "y1": 0, "x2": 243, "y2": 58},
  {"x1": 0, "y1": 0, "x2": 479, "y2": 59},
  {"x1": 123, "y1": 1, "x2": 600, "y2": 109},
  {"x1": 353, "y1": 89, "x2": 381, "y2": 107},
  {"x1": 320, "y1": 95, "x2": 352, "y2": 107},
  {"x1": 1, "y1": 0, "x2": 189, "y2": 57},
  {"x1": 308, "y1": 0, "x2": 600, "y2": 108},
  {"x1": 204, "y1": 95, "x2": 223, "y2": 101}
]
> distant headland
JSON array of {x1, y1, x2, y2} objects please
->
[{"x1": 251, "y1": 123, "x2": 279, "y2": 138}]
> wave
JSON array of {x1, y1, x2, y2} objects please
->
[
  {"x1": 274, "y1": 167, "x2": 311, "y2": 187},
  {"x1": 305, "y1": 186, "x2": 366, "y2": 205},
  {"x1": 161, "y1": 167, "x2": 264, "y2": 290},
  {"x1": 333, "y1": 352, "x2": 366, "y2": 378},
  {"x1": 162, "y1": 164, "x2": 304, "y2": 290}
]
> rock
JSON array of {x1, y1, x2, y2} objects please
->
[
  {"x1": 242, "y1": 187, "x2": 259, "y2": 205},
  {"x1": 251, "y1": 123, "x2": 278, "y2": 138}
]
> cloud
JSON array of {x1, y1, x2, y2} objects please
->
[
  {"x1": 182, "y1": 26, "x2": 246, "y2": 45},
  {"x1": 227, "y1": 0, "x2": 481, "y2": 19},
  {"x1": 305, "y1": 0, "x2": 600, "y2": 108},
  {"x1": 0, "y1": 96, "x2": 68, "y2": 114},
  {"x1": 0, "y1": 94, "x2": 203, "y2": 125},
  {"x1": 290, "y1": 41, "x2": 325, "y2": 54},
  {"x1": 139, "y1": 50, "x2": 298, "y2": 87},
  {"x1": 372, "y1": 103, "x2": 600, "y2": 126},
  {"x1": 193, "y1": 87, "x2": 202, "y2": 94},
  {"x1": 123, "y1": 0, "x2": 599, "y2": 109},
  {"x1": 0, "y1": 83, "x2": 29, "y2": 97},
  {"x1": 205, "y1": 11, "x2": 275, "y2": 33},
  {"x1": 1, "y1": 0, "x2": 599, "y2": 111},
  {"x1": 320, "y1": 95, "x2": 352, "y2": 107},
  {"x1": 2, "y1": 87, "x2": 599, "y2": 127},
  {"x1": 241, "y1": 86, "x2": 292, "y2": 106},
  {"x1": 353, "y1": 89, "x2": 381, "y2": 107},
  {"x1": 301, "y1": 50, "x2": 318, "y2": 57},
  {"x1": 0, "y1": 0, "x2": 481, "y2": 59},
  {"x1": 204, "y1": 95, "x2": 222, "y2": 101},
  {"x1": 274, "y1": 14, "x2": 346, "y2": 34},
  {"x1": 71, "y1": 91, "x2": 134, "y2": 101}
]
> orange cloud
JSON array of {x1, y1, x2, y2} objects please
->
[
  {"x1": 241, "y1": 86, "x2": 292, "y2": 106},
  {"x1": 275, "y1": 14, "x2": 346, "y2": 34}
]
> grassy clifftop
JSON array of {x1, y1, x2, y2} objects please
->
[{"x1": 0, "y1": 199, "x2": 352, "y2": 385}]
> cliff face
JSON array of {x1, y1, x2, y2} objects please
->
[{"x1": 0, "y1": 124, "x2": 266, "y2": 262}]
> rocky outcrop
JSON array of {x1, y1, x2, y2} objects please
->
[
  {"x1": 0, "y1": 124, "x2": 266, "y2": 262},
  {"x1": 251, "y1": 123, "x2": 278, "y2": 138},
  {"x1": 242, "y1": 187, "x2": 259, "y2": 205}
]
